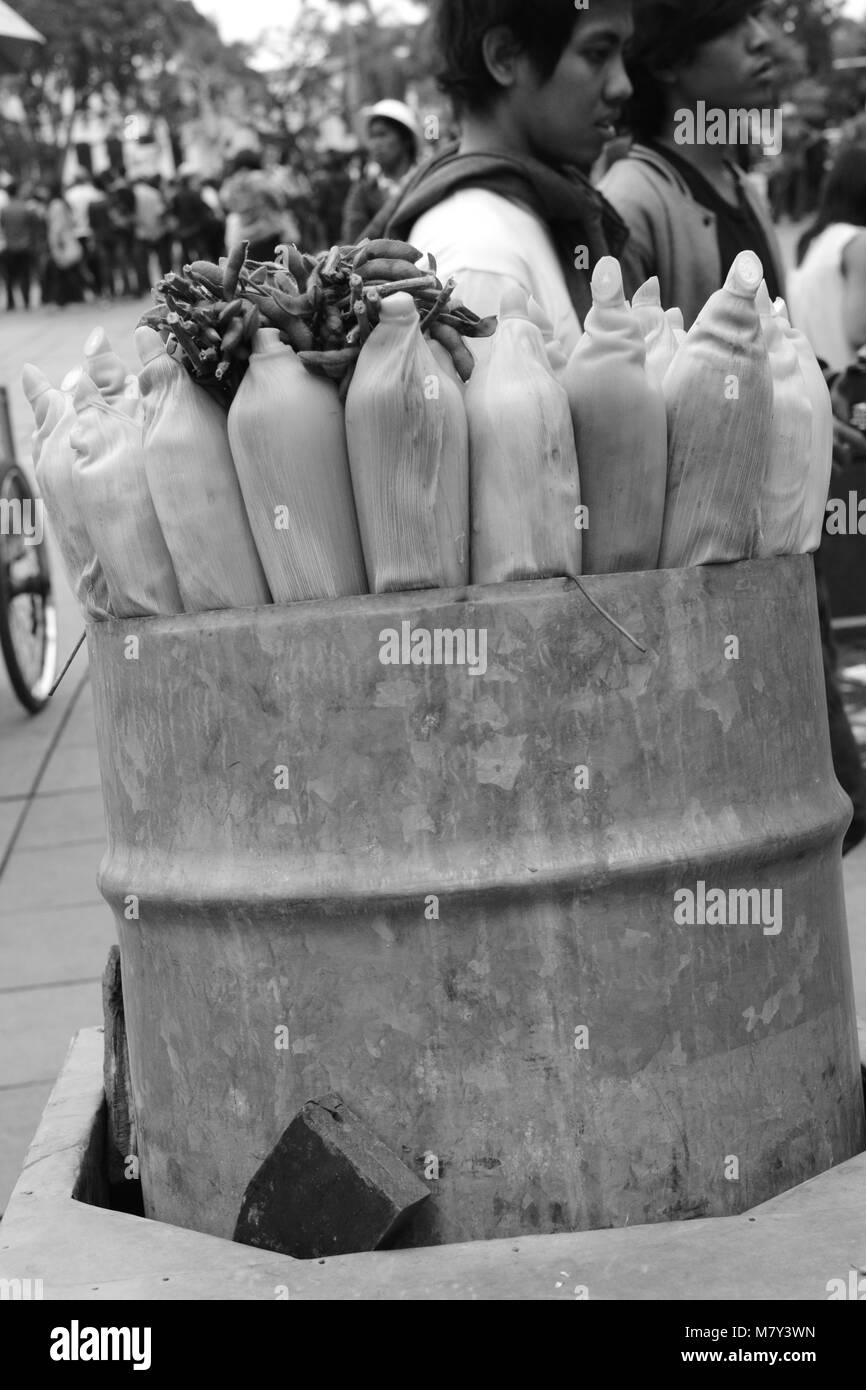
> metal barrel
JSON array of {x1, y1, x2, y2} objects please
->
[{"x1": 88, "y1": 556, "x2": 865, "y2": 1244}]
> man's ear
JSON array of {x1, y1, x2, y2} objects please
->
[{"x1": 481, "y1": 25, "x2": 523, "y2": 90}]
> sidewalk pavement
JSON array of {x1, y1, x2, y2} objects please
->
[{"x1": 1, "y1": 273, "x2": 866, "y2": 1217}]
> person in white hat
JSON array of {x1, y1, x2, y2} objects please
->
[{"x1": 341, "y1": 99, "x2": 421, "y2": 243}]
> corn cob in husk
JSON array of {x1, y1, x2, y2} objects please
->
[
  {"x1": 227, "y1": 328, "x2": 367, "y2": 603},
  {"x1": 69, "y1": 375, "x2": 183, "y2": 618},
  {"x1": 564, "y1": 258, "x2": 667, "y2": 575},
  {"x1": 659, "y1": 251, "x2": 773, "y2": 570},
  {"x1": 772, "y1": 297, "x2": 835, "y2": 555},
  {"x1": 136, "y1": 327, "x2": 271, "y2": 614},
  {"x1": 754, "y1": 283, "x2": 813, "y2": 559},
  {"x1": 345, "y1": 292, "x2": 470, "y2": 593},
  {"x1": 22, "y1": 364, "x2": 111, "y2": 618},
  {"x1": 466, "y1": 285, "x2": 580, "y2": 585}
]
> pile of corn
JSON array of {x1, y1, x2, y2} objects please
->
[{"x1": 22, "y1": 244, "x2": 833, "y2": 623}]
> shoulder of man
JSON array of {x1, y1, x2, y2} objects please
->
[{"x1": 600, "y1": 143, "x2": 693, "y2": 203}]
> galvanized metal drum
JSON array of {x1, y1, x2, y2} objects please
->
[{"x1": 87, "y1": 555, "x2": 866, "y2": 1244}]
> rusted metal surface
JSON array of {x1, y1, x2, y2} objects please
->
[{"x1": 87, "y1": 557, "x2": 865, "y2": 1244}]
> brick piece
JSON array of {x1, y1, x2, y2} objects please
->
[
  {"x1": 101, "y1": 945, "x2": 137, "y2": 1185},
  {"x1": 233, "y1": 1093, "x2": 430, "y2": 1258}
]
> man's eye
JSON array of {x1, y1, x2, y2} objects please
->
[{"x1": 583, "y1": 48, "x2": 613, "y2": 66}]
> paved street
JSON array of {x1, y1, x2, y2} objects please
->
[{"x1": 0, "y1": 269, "x2": 865, "y2": 1216}]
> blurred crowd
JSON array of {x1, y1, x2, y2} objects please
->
[{"x1": 0, "y1": 100, "x2": 428, "y2": 312}]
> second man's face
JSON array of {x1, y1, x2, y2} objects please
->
[{"x1": 674, "y1": 13, "x2": 776, "y2": 114}]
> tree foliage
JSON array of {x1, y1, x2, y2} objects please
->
[{"x1": 11, "y1": 0, "x2": 255, "y2": 151}]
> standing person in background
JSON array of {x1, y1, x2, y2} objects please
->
[
  {"x1": 598, "y1": 0, "x2": 785, "y2": 327},
  {"x1": 789, "y1": 145, "x2": 866, "y2": 375},
  {"x1": 366, "y1": 1, "x2": 633, "y2": 359},
  {"x1": 219, "y1": 150, "x2": 297, "y2": 261},
  {"x1": 133, "y1": 174, "x2": 168, "y2": 290},
  {"x1": 198, "y1": 179, "x2": 226, "y2": 261},
  {"x1": 169, "y1": 169, "x2": 217, "y2": 266},
  {"x1": 0, "y1": 180, "x2": 8, "y2": 302},
  {"x1": 88, "y1": 174, "x2": 116, "y2": 299},
  {"x1": 26, "y1": 184, "x2": 49, "y2": 306},
  {"x1": 65, "y1": 170, "x2": 101, "y2": 291},
  {"x1": 45, "y1": 184, "x2": 85, "y2": 308},
  {"x1": 108, "y1": 176, "x2": 139, "y2": 297},
  {"x1": 0, "y1": 181, "x2": 39, "y2": 310},
  {"x1": 313, "y1": 150, "x2": 352, "y2": 247},
  {"x1": 341, "y1": 100, "x2": 421, "y2": 244}
]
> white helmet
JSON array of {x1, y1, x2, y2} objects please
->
[{"x1": 362, "y1": 99, "x2": 422, "y2": 156}]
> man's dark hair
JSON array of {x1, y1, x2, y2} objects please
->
[
  {"x1": 626, "y1": 0, "x2": 768, "y2": 142},
  {"x1": 432, "y1": 0, "x2": 583, "y2": 115}
]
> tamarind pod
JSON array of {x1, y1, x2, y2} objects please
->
[
  {"x1": 270, "y1": 285, "x2": 314, "y2": 318},
  {"x1": 169, "y1": 319, "x2": 204, "y2": 369},
  {"x1": 249, "y1": 297, "x2": 286, "y2": 330},
  {"x1": 321, "y1": 245, "x2": 342, "y2": 279},
  {"x1": 199, "y1": 325, "x2": 222, "y2": 347},
  {"x1": 448, "y1": 300, "x2": 481, "y2": 325},
  {"x1": 364, "y1": 287, "x2": 382, "y2": 328},
  {"x1": 222, "y1": 241, "x2": 248, "y2": 300},
  {"x1": 221, "y1": 315, "x2": 248, "y2": 355},
  {"x1": 298, "y1": 346, "x2": 361, "y2": 381},
  {"x1": 274, "y1": 268, "x2": 299, "y2": 295},
  {"x1": 429, "y1": 321, "x2": 476, "y2": 383},
  {"x1": 246, "y1": 289, "x2": 300, "y2": 339},
  {"x1": 438, "y1": 311, "x2": 498, "y2": 337},
  {"x1": 195, "y1": 300, "x2": 230, "y2": 324},
  {"x1": 278, "y1": 317, "x2": 316, "y2": 352},
  {"x1": 321, "y1": 301, "x2": 345, "y2": 346},
  {"x1": 283, "y1": 246, "x2": 308, "y2": 288},
  {"x1": 376, "y1": 277, "x2": 441, "y2": 299},
  {"x1": 419, "y1": 276, "x2": 458, "y2": 331},
  {"x1": 355, "y1": 299, "x2": 372, "y2": 345},
  {"x1": 247, "y1": 265, "x2": 272, "y2": 287},
  {"x1": 358, "y1": 259, "x2": 431, "y2": 284},
  {"x1": 352, "y1": 238, "x2": 423, "y2": 269},
  {"x1": 241, "y1": 303, "x2": 261, "y2": 339},
  {"x1": 218, "y1": 297, "x2": 245, "y2": 328}
]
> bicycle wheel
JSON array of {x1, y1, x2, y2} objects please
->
[{"x1": 0, "y1": 462, "x2": 57, "y2": 714}]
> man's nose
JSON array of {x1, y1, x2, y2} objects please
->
[
  {"x1": 606, "y1": 55, "x2": 633, "y2": 105},
  {"x1": 748, "y1": 15, "x2": 772, "y2": 50}
]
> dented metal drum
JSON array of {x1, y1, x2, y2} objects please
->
[{"x1": 87, "y1": 555, "x2": 865, "y2": 1244}]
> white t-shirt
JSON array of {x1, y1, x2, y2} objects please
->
[
  {"x1": 409, "y1": 188, "x2": 582, "y2": 365},
  {"x1": 787, "y1": 222, "x2": 862, "y2": 373},
  {"x1": 65, "y1": 182, "x2": 100, "y2": 240}
]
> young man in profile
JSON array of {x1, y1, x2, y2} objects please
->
[
  {"x1": 367, "y1": 0, "x2": 635, "y2": 357},
  {"x1": 598, "y1": 0, "x2": 786, "y2": 327},
  {"x1": 602, "y1": 0, "x2": 866, "y2": 851}
]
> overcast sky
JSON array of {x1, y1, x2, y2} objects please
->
[{"x1": 196, "y1": 0, "x2": 866, "y2": 45}]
